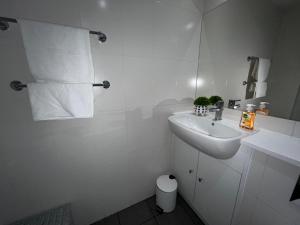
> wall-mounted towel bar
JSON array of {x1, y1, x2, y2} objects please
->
[
  {"x1": 10, "y1": 80, "x2": 111, "y2": 91},
  {"x1": 247, "y1": 56, "x2": 259, "y2": 62},
  {"x1": 0, "y1": 16, "x2": 107, "y2": 43}
]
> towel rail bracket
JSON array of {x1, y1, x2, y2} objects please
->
[
  {"x1": 247, "y1": 56, "x2": 259, "y2": 62},
  {"x1": 10, "y1": 80, "x2": 27, "y2": 91},
  {"x1": 10, "y1": 80, "x2": 111, "y2": 91}
]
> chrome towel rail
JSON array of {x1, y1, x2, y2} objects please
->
[
  {"x1": 0, "y1": 16, "x2": 107, "y2": 43},
  {"x1": 10, "y1": 80, "x2": 111, "y2": 91}
]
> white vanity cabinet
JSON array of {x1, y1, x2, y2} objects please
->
[
  {"x1": 172, "y1": 136, "x2": 199, "y2": 204},
  {"x1": 193, "y1": 152, "x2": 241, "y2": 225},
  {"x1": 172, "y1": 136, "x2": 242, "y2": 225}
]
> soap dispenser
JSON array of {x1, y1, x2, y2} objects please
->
[
  {"x1": 240, "y1": 104, "x2": 256, "y2": 130},
  {"x1": 256, "y1": 102, "x2": 270, "y2": 116}
]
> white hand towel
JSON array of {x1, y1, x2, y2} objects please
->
[
  {"x1": 255, "y1": 82, "x2": 268, "y2": 98},
  {"x1": 19, "y1": 19, "x2": 94, "y2": 83},
  {"x1": 28, "y1": 83, "x2": 94, "y2": 121},
  {"x1": 257, "y1": 58, "x2": 271, "y2": 83}
]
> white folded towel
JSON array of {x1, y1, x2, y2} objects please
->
[
  {"x1": 28, "y1": 83, "x2": 94, "y2": 121},
  {"x1": 19, "y1": 19, "x2": 95, "y2": 121},
  {"x1": 19, "y1": 19, "x2": 94, "y2": 83},
  {"x1": 255, "y1": 82, "x2": 268, "y2": 98},
  {"x1": 257, "y1": 58, "x2": 271, "y2": 83}
]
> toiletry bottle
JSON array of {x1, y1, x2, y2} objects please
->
[
  {"x1": 256, "y1": 102, "x2": 269, "y2": 116},
  {"x1": 240, "y1": 104, "x2": 256, "y2": 130}
]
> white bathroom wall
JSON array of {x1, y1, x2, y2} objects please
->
[
  {"x1": 0, "y1": 0, "x2": 203, "y2": 225},
  {"x1": 203, "y1": 0, "x2": 228, "y2": 12},
  {"x1": 196, "y1": 0, "x2": 282, "y2": 107}
]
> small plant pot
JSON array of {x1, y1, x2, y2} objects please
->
[{"x1": 194, "y1": 105, "x2": 208, "y2": 116}]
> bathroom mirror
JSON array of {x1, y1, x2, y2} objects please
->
[{"x1": 196, "y1": 0, "x2": 300, "y2": 121}]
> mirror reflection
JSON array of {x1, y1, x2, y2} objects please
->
[{"x1": 196, "y1": 0, "x2": 300, "y2": 121}]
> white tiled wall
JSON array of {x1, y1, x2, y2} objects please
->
[
  {"x1": 0, "y1": 1, "x2": 299, "y2": 225},
  {"x1": 0, "y1": 1, "x2": 203, "y2": 225},
  {"x1": 203, "y1": 0, "x2": 228, "y2": 12}
]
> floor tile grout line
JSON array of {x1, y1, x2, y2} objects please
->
[
  {"x1": 180, "y1": 204, "x2": 199, "y2": 225},
  {"x1": 145, "y1": 196, "x2": 161, "y2": 225},
  {"x1": 153, "y1": 213, "x2": 160, "y2": 225},
  {"x1": 117, "y1": 212, "x2": 122, "y2": 225},
  {"x1": 177, "y1": 195, "x2": 203, "y2": 225},
  {"x1": 145, "y1": 197, "x2": 157, "y2": 218},
  {"x1": 139, "y1": 216, "x2": 157, "y2": 225},
  {"x1": 90, "y1": 195, "x2": 203, "y2": 225},
  {"x1": 183, "y1": 206, "x2": 204, "y2": 225},
  {"x1": 143, "y1": 198, "x2": 159, "y2": 224}
]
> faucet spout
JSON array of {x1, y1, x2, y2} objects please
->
[
  {"x1": 210, "y1": 100, "x2": 224, "y2": 121},
  {"x1": 209, "y1": 108, "x2": 221, "y2": 112}
]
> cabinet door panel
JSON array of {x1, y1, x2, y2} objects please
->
[
  {"x1": 194, "y1": 152, "x2": 241, "y2": 225},
  {"x1": 173, "y1": 136, "x2": 199, "y2": 203}
]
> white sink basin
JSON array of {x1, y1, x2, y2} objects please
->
[{"x1": 168, "y1": 113, "x2": 250, "y2": 159}]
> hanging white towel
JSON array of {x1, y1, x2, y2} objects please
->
[
  {"x1": 19, "y1": 19, "x2": 95, "y2": 121},
  {"x1": 27, "y1": 83, "x2": 94, "y2": 121},
  {"x1": 257, "y1": 58, "x2": 271, "y2": 83},
  {"x1": 255, "y1": 82, "x2": 268, "y2": 98},
  {"x1": 19, "y1": 19, "x2": 94, "y2": 83}
]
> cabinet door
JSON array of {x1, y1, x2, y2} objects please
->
[
  {"x1": 172, "y1": 136, "x2": 199, "y2": 204},
  {"x1": 193, "y1": 152, "x2": 241, "y2": 225}
]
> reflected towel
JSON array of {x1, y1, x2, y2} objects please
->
[
  {"x1": 245, "y1": 58, "x2": 259, "y2": 99},
  {"x1": 245, "y1": 57, "x2": 271, "y2": 100},
  {"x1": 255, "y1": 82, "x2": 267, "y2": 98},
  {"x1": 19, "y1": 19, "x2": 94, "y2": 83},
  {"x1": 28, "y1": 83, "x2": 94, "y2": 121},
  {"x1": 257, "y1": 58, "x2": 271, "y2": 82}
]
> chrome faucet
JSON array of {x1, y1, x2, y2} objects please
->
[{"x1": 209, "y1": 100, "x2": 224, "y2": 121}]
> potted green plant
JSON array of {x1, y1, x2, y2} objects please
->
[
  {"x1": 209, "y1": 96, "x2": 223, "y2": 105},
  {"x1": 194, "y1": 96, "x2": 210, "y2": 116}
]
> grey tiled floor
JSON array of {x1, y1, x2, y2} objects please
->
[{"x1": 91, "y1": 195, "x2": 205, "y2": 225}]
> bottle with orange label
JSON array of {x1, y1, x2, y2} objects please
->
[
  {"x1": 256, "y1": 102, "x2": 270, "y2": 116},
  {"x1": 240, "y1": 104, "x2": 256, "y2": 130}
]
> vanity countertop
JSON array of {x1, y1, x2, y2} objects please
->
[{"x1": 242, "y1": 129, "x2": 300, "y2": 167}]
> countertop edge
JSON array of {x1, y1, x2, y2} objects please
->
[{"x1": 241, "y1": 130, "x2": 300, "y2": 168}]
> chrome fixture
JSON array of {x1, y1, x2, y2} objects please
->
[
  {"x1": 0, "y1": 16, "x2": 107, "y2": 43},
  {"x1": 228, "y1": 99, "x2": 241, "y2": 109},
  {"x1": 89, "y1": 30, "x2": 107, "y2": 43},
  {"x1": 247, "y1": 56, "x2": 259, "y2": 62},
  {"x1": 209, "y1": 100, "x2": 224, "y2": 121},
  {"x1": 10, "y1": 80, "x2": 111, "y2": 91}
]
